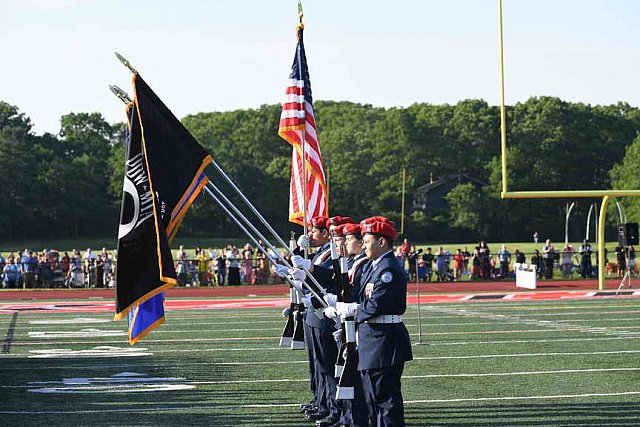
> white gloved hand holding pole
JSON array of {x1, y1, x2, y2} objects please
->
[
  {"x1": 288, "y1": 268, "x2": 306, "y2": 282},
  {"x1": 336, "y1": 302, "x2": 358, "y2": 318},
  {"x1": 323, "y1": 306, "x2": 338, "y2": 319},
  {"x1": 291, "y1": 255, "x2": 312, "y2": 271},
  {"x1": 291, "y1": 280, "x2": 304, "y2": 293},
  {"x1": 274, "y1": 264, "x2": 289, "y2": 278},
  {"x1": 323, "y1": 293, "x2": 338, "y2": 307},
  {"x1": 281, "y1": 307, "x2": 291, "y2": 318},
  {"x1": 296, "y1": 235, "x2": 309, "y2": 251}
]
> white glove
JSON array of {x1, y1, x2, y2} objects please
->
[
  {"x1": 323, "y1": 293, "x2": 338, "y2": 307},
  {"x1": 291, "y1": 255, "x2": 312, "y2": 271},
  {"x1": 336, "y1": 302, "x2": 358, "y2": 318},
  {"x1": 274, "y1": 264, "x2": 289, "y2": 278},
  {"x1": 288, "y1": 267, "x2": 306, "y2": 282},
  {"x1": 291, "y1": 280, "x2": 304, "y2": 293},
  {"x1": 297, "y1": 235, "x2": 309, "y2": 251},
  {"x1": 332, "y1": 329, "x2": 343, "y2": 344},
  {"x1": 301, "y1": 295, "x2": 313, "y2": 310},
  {"x1": 324, "y1": 306, "x2": 338, "y2": 319},
  {"x1": 281, "y1": 307, "x2": 291, "y2": 318}
]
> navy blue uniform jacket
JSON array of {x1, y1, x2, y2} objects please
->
[{"x1": 355, "y1": 251, "x2": 413, "y2": 371}]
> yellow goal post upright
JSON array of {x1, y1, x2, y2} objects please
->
[{"x1": 497, "y1": 0, "x2": 640, "y2": 290}]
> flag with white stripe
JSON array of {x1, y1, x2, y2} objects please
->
[{"x1": 278, "y1": 23, "x2": 328, "y2": 225}]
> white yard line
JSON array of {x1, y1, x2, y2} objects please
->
[
  {"x1": 422, "y1": 305, "x2": 640, "y2": 338},
  {"x1": 2, "y1": 391, "x2": 640, "y2": 414},
  {"x1": 3, "y1": 348, "x2": 640, "y2": 370}
]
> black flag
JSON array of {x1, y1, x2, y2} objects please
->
[{"x1": 114, "y1": 73, "x2": 212, "y2": 344}]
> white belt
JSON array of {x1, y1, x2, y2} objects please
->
[{"x1": 366, "y1": 314, "x2": 403, "y2": 324}]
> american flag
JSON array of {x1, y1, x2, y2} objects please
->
[{"x1": 278, "y1": 24, "x2": 328, "y2": 225}]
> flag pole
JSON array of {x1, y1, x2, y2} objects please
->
[{"x1": 297, "y1": 2, "x2": 309, "y2": 258}]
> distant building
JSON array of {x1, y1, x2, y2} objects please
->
[{"x1": 413, "y1": 173, "x2": 487, "y2": 214}]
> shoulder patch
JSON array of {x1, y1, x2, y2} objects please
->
[{"x1": 381, "y1": 271, "x2": 393, "y2": 283}]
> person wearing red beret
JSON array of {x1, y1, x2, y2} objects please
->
[
  {"x1": 288, "y1": 216, "x2": 342, "y2": 423},
  {"x1": 293, "y1": 215, "x2": 357, "y2": 426},
  {"x1": 333, "y1": 222, "x2": 369, "y2": 427},
  {"x1": 336, "y1": 216, "x2": 413, "y2": 427}
]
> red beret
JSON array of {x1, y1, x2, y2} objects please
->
[
  {"x1": 361, "y1": 216, "x2": 395, "y2": 227},
  {"x1": 342, "y1": 223, "x2": 362, "y2": 238},
  {"x1": 328, "y1": 216, "x2": 355, "y2": 227},
  {"x1": 311, "y1": 216, "x2": 329, "y2": 230},
  {"x1": 331, "y1": 224, "x2": 348, "y2": 237},
  {"x1": 360, "y1": 216, "x2": 397, "y2": 240}
]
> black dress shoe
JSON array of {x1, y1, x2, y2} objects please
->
[
  {"x1": 300, "y1": 401, "x2": 315, "y2": 409},
  {"x1": 306, "y1": 411, "x2": 329, "y2": 420},
  {"x1": 300, "y1": 404, "x2": 317, "y2": 413},
  {"x1": 315, "y1": 415, "x2": 340, "y2": 427}
]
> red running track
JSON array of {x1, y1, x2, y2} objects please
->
[{"x1": 0, "y1": 278, "x2": 629, "y2": 301}]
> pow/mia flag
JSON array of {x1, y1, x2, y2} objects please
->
[{"x1": 114, "y1": 73, "x2": 212, "y2": 344}]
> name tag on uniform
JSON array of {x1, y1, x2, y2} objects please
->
[{"x1": 365, "y1": 282, "x2": 374, "y2": 298}]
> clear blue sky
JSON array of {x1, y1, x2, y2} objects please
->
[{"x1": 1, "y1": 0, "x2": 639, "y2": 134}]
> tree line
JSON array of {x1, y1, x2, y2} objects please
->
[{"x1": 1, "y1": 97, "x2": 640, "y2": 243}]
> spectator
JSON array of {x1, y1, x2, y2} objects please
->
[
  {"x1": 579, "y1": 240, "x2": 593, "y2": 278},
  {"x1": 399, "y1": 238, "x2": 411, "y2": 258},
  {"x1": 0, "y1": 252, "x2": 5, "y2": 272},
  {"x1": 20, "y1": 250, "x2": 38, "y2": 289},
  {"x1": 541, "y1": 239, "x2": 555, "y2": 279},
  {"x1": 175, "y1": 246, "x2": 188, "y2": 287},
  {"x1": 216, "y1": 249, "x2": 227, "y2": 286},
  {"x1": 435, "y1": 246, "x2": 448, "y2": 282},
  {"x1": 453, "y1": 249, "x2": 464, "y2": 281},
  {"x1": 477, "y1": 241, "x2": 491, "y2": 279},
  {"x1": 497, "y1": 244, "x2": 511, "y2": 279},
  {"x1": 421, "y1": 247, "x2": 434, "y2": 282},
  {"x1": 561, "y1": 244, "x2": 575, "y2": 277},
  {"x1": 188, "y1": 260, "x2": 198, "y2": 286},
  {"x1": 462, "y1": 246, "x2": 471, "y2": 275},
  {"x1": 407, "y1": 246, "x2": 419, "y2": 281},
  {"x1": 61, "y1": 252, "x2": 71, "y2": 275},
  {"x1": 68, "y1": 250, "x2": 83, "y2": 287},
  {"x1": 241, "y1": 245, "x2": 255, "y2": 285},
  {"x1": 102, "y1": 250, "x2": 114, "y2": 287},
  {"x1": 38, "y1": 253, "x2": 54, "y2": 288},
  {"x1": 83, "y1": 248, "x2": 96, "y2": 287},
  {"x1": 95, "y1": 255, "x2": 104, "y2": 288},
  {"x1": 615, "y1": 245, "x2": 627, "y2": 278},
  {"x1": 470, "y1": 249, "x2": 482, "y2": 280},
  {"x1": 531, "y1": 249, "x2": 544, "y2": 279},
  {"x1": 255, "y1": 257, "x2": 271, "y2": 284},
  {"x1": 629, "y1": 246, "x2": 636, "y2": 274},
  {"x1": 394, "y1": 247, "x2": 405, "y2": 269},
  {"x1": 3, "y1": 257, "x2": 20, "y2": 288},
  {"x1": 533, "y1": 231, "x2": 539, "y2": 244},
  {"x1": 514, "y1": 249, "x2": 526, "y2": 265},
  {"x1": 197, "y1": 249, "x2": 209, "y2": 286},
  {"x1": 227, "y1": 247, "x2": 241, "y2": 285}
]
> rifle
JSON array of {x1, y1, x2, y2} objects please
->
[
  {"x1": 332, "y1": 239, "x2": 348, "y2": 378},
  {"x1": 289, "y1": 231, "x2": 305, "y2": 350},
  {"x1": 336, "y1": 245, "x2": 357, "y2": 400},
  {"x1": 279, "y1": 232, "x2": 298, "y2": 348}
]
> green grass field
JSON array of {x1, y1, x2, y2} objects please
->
[{"x1": 2, "y1": 297, "x2": 640, "y2": 426}]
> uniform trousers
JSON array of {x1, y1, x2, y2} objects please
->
[
  {"x1": 303, "y1": 320, "x2": 317, "y2": 403},
  {"x1": 310, "y1": 323, "x2": 339, "y2": 417},
  {"x1": 360, "y1": 363, "x2": 405, "y2": 427},
  {"x1": 338, "y1": 352, "x2": 368, "y2": 427}
]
